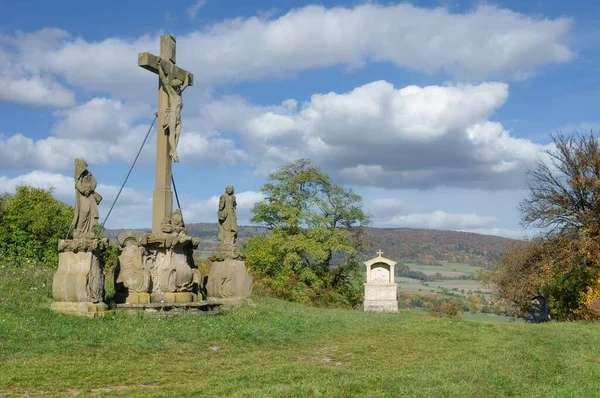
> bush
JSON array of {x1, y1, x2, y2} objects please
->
[{"x1": 0, "y1": 186, "x2": 73, "y2": 267}]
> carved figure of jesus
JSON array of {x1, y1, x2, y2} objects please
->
[{"x1": 157, "y1": 58, "x2": 189, "y2": 162}]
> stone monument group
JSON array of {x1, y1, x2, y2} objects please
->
[
  {"x1": 50, "y1": 35, "x2": 252, "y2": 317},
  {"x1": 49, "y1": 34, "x2": 397, "y2": 317}
]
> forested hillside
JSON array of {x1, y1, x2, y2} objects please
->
[
  {"x1": 365, "y1": 228, "x2": 515, "y2": 268},
  {"x1": 106, "y1": 224, "x2": 514, "y2": 268}
]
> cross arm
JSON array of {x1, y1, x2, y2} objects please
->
[{"x1": 138, "y1": 52, "x2": 194, "y2": 86}]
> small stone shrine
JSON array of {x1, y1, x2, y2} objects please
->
[
  {"x1": 112, "y1": 35, "x2": 202, "y2": 309},
  {"x1": 206, "y1": 185, "x2": 253, "y2": 306},
  {"x1": 364, "y1": 250, "x2": 398, "y2": 313},
  {"x1": 51, "y1": 158, "x2": 109, "y2": 317}
]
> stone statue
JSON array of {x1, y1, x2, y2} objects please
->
[
  {"x1": 72, "y1": 158, "x2": 102, "y2": 239},
  {"x1": 218, "y1": 185, "x2": 238, "y2": 248},
  {"x1": 207, "y1": 185, "x2": 252, "y2": 304},
  {"x1": 157, "y1": 58, "x2": 190, "y2": 163}
]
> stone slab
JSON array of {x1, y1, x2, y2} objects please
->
[
  {"x1": 206, "y1": 297, "x2": 255, "y2": 308},
  {"x1": 364, "y1": 300, "x2": 398, "y2": 313},
  {"x1": 364, "y1": 283, "x2": 397, "y2": 301},
  {"x1": 114, "y1": 292, "x2": 151, "y2": 304},
  {"x1": 50, "y1": 301, "x2": 109, "y2": 318}
]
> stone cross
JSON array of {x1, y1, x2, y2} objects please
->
[
  {"x1": 138, "y1": 35, "x2": 194, "y2": 233},
  {"x1": 377, "y1": 249, "x2": 384, "y2": 257}
]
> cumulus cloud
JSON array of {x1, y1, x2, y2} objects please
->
[
  {"x1": 0, "y1": 97, "x2": 156, "y2": 172},
  {"x1": 0, "y1": 29, "x2": 75, "y2": 107},
  {"x1": 178, "y1": 131, "x2": 250, "y2": 166},
  {"x1": 380, "y1": 210, "x2": 498, "y2": 230},
  {"x1": 0, "y1": 3, "x2": 573, "y2": 103},
  {"x1": 190, "y1": 80, "x2": 549, "y2": 189}
]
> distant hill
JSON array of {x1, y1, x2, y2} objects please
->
[
  {"x1": 105, "y1": 224, "x2": 514, "y2": 268},
  {"x1": 364, "y1": 228, "x2": 515, "y2": 268}
]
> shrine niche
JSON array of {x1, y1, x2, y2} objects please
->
[{"x1": 363, "y1": 250, "x2": 398, "y2": 313}]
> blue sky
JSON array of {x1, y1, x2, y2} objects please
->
[{"x1": 0, "y1": 0, "x2": 598, "y2": 238}]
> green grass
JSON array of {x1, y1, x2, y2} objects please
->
[{"x1": 2, "y1": 265, "x2": 600, "y2": 397}]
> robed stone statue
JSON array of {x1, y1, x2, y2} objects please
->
[
  {"x1": 218, "y1": 185, "x2": 238, "y2": 248},
  {"x1": 72, "y1": 158, "x2": 102, "y2": 239}
]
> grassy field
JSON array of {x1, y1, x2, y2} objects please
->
[
  {"x1": 2, "y1": 265, "x2": 600, "y2": 397},
  {"x1": 405, "y1": 261, "x2": 482, "y2": 277},
  {"x1": 398, "y1": 262, "x2": 491, "y2": 299}
]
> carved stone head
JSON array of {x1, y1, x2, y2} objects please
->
[
  {"x1": 226, "y1": 185, "x2": 234, "y2": 195},
  {"x1": 74, "y1": 158, "x2": 88, "y2": 181}
]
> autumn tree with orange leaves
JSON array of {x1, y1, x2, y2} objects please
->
[{"x1": 492, "y1": 133, "x2": 600, "y2": 320}]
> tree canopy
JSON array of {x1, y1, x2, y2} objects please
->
[
  {"x1": 494, "y1": 133, "x2": 600, "y2": 320},
  {"x1": 0, "y1": 186, "x2": 73, "y2": 267},
  {"x1": 246, "y1": 159, "x2": 370, "y2": 307}
]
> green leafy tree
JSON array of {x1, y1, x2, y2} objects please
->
[
  {"x1": 0, "y1": 186, "x2": 73, "y2": 267},
  {"x1": 246, "y1": 159, "x2": 370, "y2": 307}
]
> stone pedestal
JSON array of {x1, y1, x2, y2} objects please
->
[
  {"x1": 364, "y1": 284, "x2": 398, "y2": 313},
  {"x1": 363, "y1": 252, "x2": 398, "y2": 313},
  {"x1": 206, "y1": 259, "x2": 253, "y2": 306},
  {"x1": 114, "y1": 232, "x2": 200, "y2": 305},
  {"x1": 51, "y1": 238, "x2": 109, "y2": 317}
]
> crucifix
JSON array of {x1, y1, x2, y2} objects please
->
[
  {"x1": 138, "y1": 35, "x2": 194, "y2": 234},
  {"x1": 377, "y1": 249, "x2": 384, "y2": 257}
]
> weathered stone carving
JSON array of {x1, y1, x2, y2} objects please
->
[
  {"x1": 72, "y1": 158, "x2": 102, "y2": 239},
  {"x1": 206, "y1": 259, "x2": 253, "y2": 301},
  {"x1": 114, "y1": 223, "x2": 201, "y2": 304},
  {"x1": 51, "y1": 238, "x2": 109, "y2": 316},
  {"x1": 218, "y1": 186, "x2": 238, "y2": 246},
  {"x1": 115, "y1": 233, "x2": 150, "y2": 295},
  {"x1": 207, "y1": 186, "x2": 252, "y2": 306},
  {"x1": 157, "y1": 58, "x2": 190, "y2": 163}
]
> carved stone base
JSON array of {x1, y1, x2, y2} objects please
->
[
  {"x1": 51, "y1": 238, "x2": 108, "y2": 315},
  {"x1": 206, "y1": 297, "x2": 254, "y2": 308},
  {"x1": 152, "y1": 292, "x2": 198, "y2": 303},
  {"x1": 206, "y1": 259, "x2": 253, "y2": 302},
  {"x1": 50, "y1": 301, "x2": 109, "y2": 318},
  {"x1": 114, "y1": 232, "x2": 200, "y2": 305},
  {"x1": 114, "y1": 292, "x2": 151, "y2": 304},
  {"x1": 364, "y1": 283, "x2": 398, "y2": 313}
]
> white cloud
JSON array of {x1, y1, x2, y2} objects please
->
[
  {"x1": 191, "y1": 80, "x2": 548, "y2": 189},
  {"x1": 0, "y1": 75, "x2": 75, "y2": 107},
  {"x1": 0, "y1": 97, "x2": 156, "y2": 172},
  {"x1": 52, "y1": 98, "x2": 151, "y2": 140},
  {"x1": 0, "y1": 3, "x2": 573, "y2": 104},
  {"x1": 380, "y1": 210, "x2": 498, "y2": 230},
  {"x1": 178, "y1": 131, "x2": 250, "y2": 166},
  {"x1": 188, "y1": 0, "x2": 207, "y2": 21}
]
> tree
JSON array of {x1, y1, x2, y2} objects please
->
[
  {"x1": 246, "y1": 159, "x2": 370, "y2": 307},
  {"x1": 494, "y1": 133, "x2": 600, "y2": 320},
  {"x1": 520, "y1": 133, "x2": 600, "y2": 237},
  {"x1": 0, "y1": 186, "x2": 73, "y2": 267}
]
